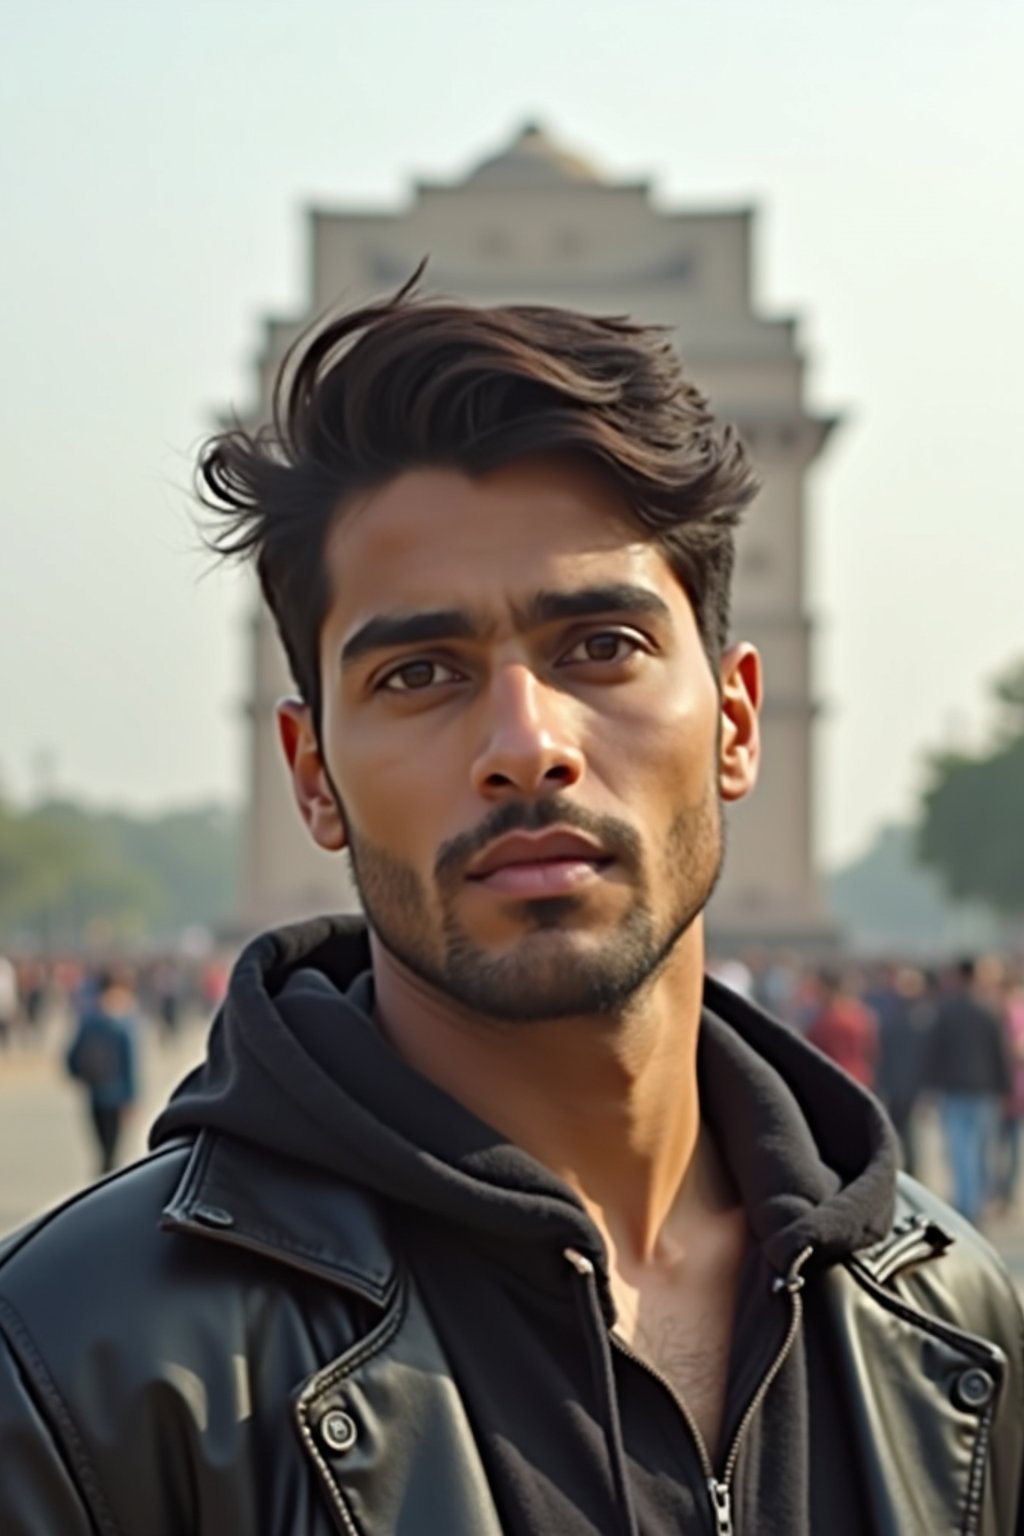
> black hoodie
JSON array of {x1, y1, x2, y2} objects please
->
[{"x1": 153, "y1": 918, "x2": 899, "y2": 1535}]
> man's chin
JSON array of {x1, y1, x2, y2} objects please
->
[
  {"x1": 437, "y1": 917, "x2": 668, "y2": 1024},
  {"x1": 464, "y1": 905, "x2": 622, "y2": 956}
]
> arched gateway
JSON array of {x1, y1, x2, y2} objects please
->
[{"x1": 235, "y1": 124, "x2": 840, "y2": 953}]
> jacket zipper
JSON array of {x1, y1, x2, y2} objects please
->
[{"x1": 566, "y1": 1246, "x2": 813, "y2": 1536}]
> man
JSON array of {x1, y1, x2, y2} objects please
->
[
  {"x1": 804, "y1": 969, "x2": 878, "y2": 1089},
  {"x1": 0, "y1": 281, "x2": 1021, "y2": 1535},
  {"x1": 0, "y1": 950, "x2": 18, "y2": 1050},
  {"x1": 993, "y1": 967, "x2": 1024, "y2": 1212},
  {"x1": 867, "y1": 964, "x2": 933, "y2": 1178},
  {"x1": 928, "y1": 958, "x2": 1014, "y2": 1226},
  {"x1": 65, "y1": 967, "x2": 139, "y2": 1174}
]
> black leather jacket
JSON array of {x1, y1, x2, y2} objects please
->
[{"x1": 0, "y1": 1128, "x2": 1021, "y2": 1535}]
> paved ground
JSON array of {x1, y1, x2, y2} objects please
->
[{"x1": 2, "y1": 1017, "x2": 1023, "y2": 1285}]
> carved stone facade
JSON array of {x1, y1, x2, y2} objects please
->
[{"x1": 236, "y1": 124, "x2": 839, "y2": 951}]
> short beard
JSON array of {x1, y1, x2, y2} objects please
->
[{"x1": 341, "y1": 787, "x2": 723, "y2": 1026}]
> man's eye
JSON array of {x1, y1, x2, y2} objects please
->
[
  {"x1": 565, "y1": 632, "x2": 642, "y2": 665},
  {"x1": 378, "y1": 659, "x2": 460, "y2": 693}
]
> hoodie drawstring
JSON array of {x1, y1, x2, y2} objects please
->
[{"x1": 565, "y1": 1248, "x2": 641, "y2": 1536}]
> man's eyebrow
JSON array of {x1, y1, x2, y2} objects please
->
[
  {"x1": 513, "y1": 583, "x2": 672, "y2": 629},
  {"x1": 339, "y1": 584, "x2": 671, "y2": 671},
  {"x1": 340, "y1": 609, "x2": 482, "y2": 670}
]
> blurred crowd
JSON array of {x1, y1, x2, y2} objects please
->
[
  {"x1": 2, "y1": 943, "x2": 1023, "y2": 1230},
  {"x1": 0, "y1": 949, "x2": 230, "y2": 1051},
  {"x1": 0, "y1": 946, "x2": 232, "y2": 1178},
  {"x1": 712, "y1": 953, "x2": 1024, "y2": 1229}
]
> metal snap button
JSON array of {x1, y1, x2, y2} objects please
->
[
  {"x1": 192, "y1": 1204, "x2": 235, "y2": 1229},
  {"x1": 953, "y1": 1367, "x2": 996, "y2": 1411},
  {"x1": 320, "y1": 1409, "x2": 357, "y2": 1453}
]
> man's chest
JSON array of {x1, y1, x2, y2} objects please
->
[
  {"x1": 612, "y1": 1274, "x2": 736, "y2": 1455},
  {"x1": 609, "y1": 1212, "x2": 749, "y2": 1457}
]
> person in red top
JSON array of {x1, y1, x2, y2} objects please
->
[{"x1": 805, "y1": 970, "x2": 879, "y2": 1089}]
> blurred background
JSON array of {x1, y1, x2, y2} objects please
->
[{"x1": 1, "y1": 1, "x2": 1022, "y2": 1271}]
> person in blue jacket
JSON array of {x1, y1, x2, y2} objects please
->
[{"x1": 66, "y1": 968, "x2": 139, "y2": 1174}]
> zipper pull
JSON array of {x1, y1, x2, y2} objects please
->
[{"x1": 707, "y1": 1478, "x2": 733, "y2": 1535}]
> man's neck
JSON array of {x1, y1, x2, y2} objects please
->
[{"x1": 369, "y1": 929, "x2": 708, "y2": 1267}]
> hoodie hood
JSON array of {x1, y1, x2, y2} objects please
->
[{"x1": 152, "y1": 916, "x2": 898, "y2": 1282}]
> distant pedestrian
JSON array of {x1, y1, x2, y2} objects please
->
[
  {"x1": 153, "y1": 960, "x2": 184, "y2": 1043},
  {"x1": 805, "y1": 970, "x2": 879, "y2": 1088},
  {"x1": 756, "y1": 953, "x2": 802, "y2": 1029},
  {"x1": 0, "y1": 954, "x2": 18, "y2": 1051},
  {"x1": 993, "y1": 972, "x2": 1024, "y2": 1210},
  {"x1": 19, "y1": 958, "x2": 48, "y2": 1044},
  {"x1": 866, "y1": 965, "x2": 933, "y2": 1177},
  {"x1": 927, "y1": 958, "x2": 1013, "y2": 1225},
  {"x1": 66, "y1": 969, "x2": 139, "y2": 1175}
]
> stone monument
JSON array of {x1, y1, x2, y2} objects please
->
[{"x1": 234, "y1": 124, "x2": 838, "y2": 951}]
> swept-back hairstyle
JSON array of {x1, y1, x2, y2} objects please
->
[{"x1": 199, "y1": 268, "x2": 759, "y2": 732}]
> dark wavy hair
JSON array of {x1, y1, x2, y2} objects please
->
[{"x1": 198, "y1": 269, "x2": 760, "y2": 734}]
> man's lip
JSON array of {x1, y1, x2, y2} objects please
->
[{"x1": 466, "y1": 829, "x2": 610, "y2": 879}]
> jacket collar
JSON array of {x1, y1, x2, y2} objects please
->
[
  {"x1": 160, "y1": 1129, "x2": 398, "y2": 1308},
  {"x1": 163, "y1": 1132, "x2": 956, "y2": 1309}
]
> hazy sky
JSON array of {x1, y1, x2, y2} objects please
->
[{"x1": 1, "y1": 0, "x2": 1020, "y2": 866}]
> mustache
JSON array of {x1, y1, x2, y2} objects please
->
[{"x1": 434, "y1": 798, "x2": 643, "y2": 887}]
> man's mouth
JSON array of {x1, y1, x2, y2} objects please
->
[{"x1": 466, "y1": 829, "x2": 613, "y2": 898}]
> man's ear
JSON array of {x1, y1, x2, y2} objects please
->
[
  {"x1": 718, "y1": 643, "x2": 762, "y2": 804},
  {"x1": 276, "y1": 699, "x2": 347, "y2": 852}
]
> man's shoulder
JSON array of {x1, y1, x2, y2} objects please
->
[
  {"x1": 0, "y1": 1141, "x2": 203, "y2": 1424},
  {"x1": 0, "y1": 1135, "x2": 401, "y2": 1535},
  {"x1": 873, "y1": 1174, "x2": 1024, "y2": 1347},
  {"x1": 936, "y1": 992, "x2": 996, "y2": 1026},
  {"x1": 0, "y1": 1130, "x2": 396, "y2": 1477},
  {"x1": 0, "y1": 1130, "x2": 396, "y2": 1346},
  {"x1": 0, "y1": 1140, "x2": 192, "y2": 1307}
]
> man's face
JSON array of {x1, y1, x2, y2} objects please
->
[{"x1": 281, "y1": 458, "x2": 761, "y2": 1022}]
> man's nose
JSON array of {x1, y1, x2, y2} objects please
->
[{"x1": 470, "y1": 665, "x2": 585, "y2": 798}]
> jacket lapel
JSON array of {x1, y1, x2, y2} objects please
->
[
  {"x1": 164, "y1": 1134, "x2": 503, "y2": 1536},
  {"x1": 295, "y1": 1271, "x2": 504, "y2": 1536}
]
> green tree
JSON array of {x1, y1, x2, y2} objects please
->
[
  {"x1": 0, "y1": 800, "x2": 163, "y2": 946},
  {"x1": 0, "y1": 796, "x2": 240, "y2": 948},
  {"x1": 96, "y1": 803, "x2": 240, "y2": 932},
  {"x1": 917, "y1": 660, "x2": 1024, "y2": 919}
]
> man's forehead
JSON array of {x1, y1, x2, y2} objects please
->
[
  {"x1": 322, "y1": 463, "x2": 679, "y2": 626},
  {"x1": 327, "y1": 462, "x2": 645, "y2": 551}
]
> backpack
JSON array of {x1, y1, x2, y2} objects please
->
[{"x1": 69, "y1": 1024, "x2": 121, "y2": 1088}]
